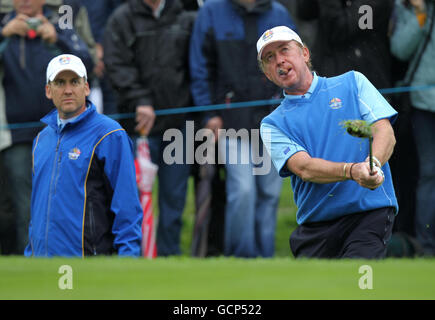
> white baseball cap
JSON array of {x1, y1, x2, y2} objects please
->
[
  {"x1": 257, "y1": 26, "x2": 303, "y2": 61},
  {"x1": 46, "y1": 54, "x2": 87, "y2": 84}
]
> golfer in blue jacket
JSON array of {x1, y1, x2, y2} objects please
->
[{"x1": 25, "y1": 54, "x2": 142, "y2": 257}]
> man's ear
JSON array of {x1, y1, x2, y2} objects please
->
[
  {"x1": 84, "y1": 81, "x2": 90, "y2": 97},
  {"x1": 302, "y1": 46, "x2": 310, "y2": 64},
  {"x1": 45, "y1": 84, "x2": 52, "y2": 99}
]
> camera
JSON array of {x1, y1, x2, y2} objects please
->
[
  {"x1": 26, "y1": 17, "x2": 42, "y2": 30},
  {"x1": 26, "y1": 17, "x2": 42, "y2": 39}
]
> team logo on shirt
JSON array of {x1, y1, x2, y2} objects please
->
[
  {"x1": 68, "y1": 147, "x2": 81, "y2": 160},
  {"x1": 329, "y1": 97, "x2": 343, "y2": 109}
]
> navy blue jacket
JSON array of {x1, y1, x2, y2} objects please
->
[
  {"x1": 80, "y1": 0, "x2": 123, "y2": 43},
  {"x1": 104, "y1": 0, "x2": 195, "y2": 136},
  {"x1": 189, "y1": 0, "x2": 297, "y2": 130},
  {"x1": 0, "y1": 7, "x2": 94, "y2": 144},
  {"x1": 25, "y1": 102, "x2": 142, "y2": 257}
]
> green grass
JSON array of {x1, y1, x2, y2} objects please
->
[
  {"x1": 1, "y1": 256, "x2": 434, "y2": 299},
  {"x1": 3, "y1": 177, "x2": 433, "y2": 301}
]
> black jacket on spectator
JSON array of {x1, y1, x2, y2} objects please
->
[
  {"x1": 103, "y1": 0, "x2": 196, "y2": 136},
  {"x1": 189, "y1": 0, "x2": 297, "y2": 131},
  {"x1": 297, "y1": 0, "x2": 394, "y2": 90}
]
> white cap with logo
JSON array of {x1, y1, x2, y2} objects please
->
[
  {"x1": 256, "y1": 26, "x2": 303, "y2": 61},
  {"x1": 46, "y1": 54, "x2": 87, "y2": 84}
]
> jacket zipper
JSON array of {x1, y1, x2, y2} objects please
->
[
  {"x1": 53, "y1": 149, "x2": 63, "y2": 195},
  {"x1": 45, "y1": 133, "x2": 63, "y2": 255}
]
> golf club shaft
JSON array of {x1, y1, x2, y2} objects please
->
[{"x1": 369, "y1": 136, "x2": 373, "y2": 173}]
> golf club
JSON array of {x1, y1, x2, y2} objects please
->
[{"x1": 340, "y1": 120, "x2": 374, "y2": 173}]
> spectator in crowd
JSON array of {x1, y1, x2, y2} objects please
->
[
  {"x1": 390, "y1": 0, "x2": 435, "y2": 256},
  {"x1": 80, "y1": 0, "x2": 123, "y2": 115},
  {"x1": 180, "y1": 0, "x2": 202, "y2": 10},
  {"x1": 259, "y1": 26, "x2": 398, "y2": 258},
  {"x1": 104, "y1": 0, "x2": 196, "y2": 256},
  {"x1": 50, "y1": 1, "x2": 97, "y2": 55},
  {"x1": 0, "y1": 49, "x2": 13, "y2": 254},
  {"x1": 0, "y1": 0, "x2": 122, "y2": 115},
  {"x1": 0, "y1": 0, "x2": 98, "y2": 61},
  {"x1": 25, "y1": 54, "x2": 142, "y2": 256},
  {"x1": 0, "y1": 155, "x2": 14, "y2": 254},
  {"x1": 277, "y1": 0, "x2": 318, "y2": 49},
  {"x1": 0, "y1": 0, "x2": 93, "y2": 255},
  {"x1": 189, "y1": 0, "x2": 297, "y2": 258},
  {"x1": 296, "y1": 0, "x2": 395, "y2": 90}
]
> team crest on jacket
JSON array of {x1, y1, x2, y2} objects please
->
[
  {"x1": 68, "y1": 147, "x2": 81, "y2": 160},
  {"x1": 329, "y1": 97, "x2": 343, "y2": 109}
]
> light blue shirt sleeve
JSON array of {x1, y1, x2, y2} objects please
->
[
  {"x1": 354, "y1": 71, "x2": 398, "y2": 124},
  {"x1": 260, "y1": 122, "x2": 306, "y2": 177}
]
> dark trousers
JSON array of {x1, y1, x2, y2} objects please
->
[
  {"x1": 147, "y1": 133, "x2": 191, "y2": 256},
  {"x1": 0, "y1": 143, "x2": 32, "y2": 254},
  {"x1": 412, "y1": 108, "x2": 435, "y2": 255},
  {"x1": 290, "y1": 207, "x2": 395, "y2": 259}
]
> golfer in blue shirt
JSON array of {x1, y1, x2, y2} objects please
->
[{"x1": 258, "y1": 26, "x2": 398, "y2": 259}]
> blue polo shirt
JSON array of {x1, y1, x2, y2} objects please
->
[{"x1": 261, "y1": 71, "x2": 398, "y2": 224}]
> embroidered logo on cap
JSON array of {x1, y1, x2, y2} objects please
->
[
  {"x1": 262, "y1": 29, "x2": 273, "y2": 41},
  {"x1": 59, "y1": 56, "x2": 71, "y2": 65}
]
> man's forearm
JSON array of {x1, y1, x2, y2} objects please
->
[
  {"x1": 299, "y1": 158, "x2": 349, "y2": 184},
  {"x1": 371, "y1": 119, "x2": 396, "y2": 166},
  {"x1": 287, "y1": 152, "x2": 349, "y2": 184},
  {"x1": 287, "y1": 150, "x2": 384, "y2": 189}
]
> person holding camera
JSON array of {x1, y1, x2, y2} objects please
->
[
  {"x1": 0, "y1": 0, "x2": 93, "y2": 255},
  {"x1": 390, "y1": 0, "x2": 435, "y2": 256},
  {"x1": 1, "y1": 12, "x2": 56, "y2": 43}
]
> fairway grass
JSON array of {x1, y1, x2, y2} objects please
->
[{"x1": 1, "y1": 256, "x2": 434, "y2": 300}]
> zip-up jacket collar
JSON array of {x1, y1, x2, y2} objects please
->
[{"x1": 41, "y1": 100, "x2": 96, "y2": 132}]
